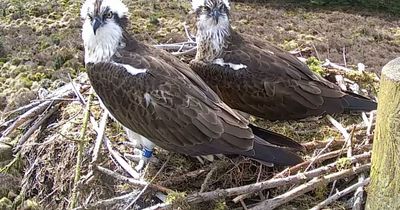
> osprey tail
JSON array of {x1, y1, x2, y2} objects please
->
[
  {"x1": 247, "y1": 136, "x2": 303, "y2": 166},
  {"x1": 249, "y1": 124, "x2": 305, "y2": 151},
  {"x1": 342, "y1": 92, "x2": 377, "y2": 112}
]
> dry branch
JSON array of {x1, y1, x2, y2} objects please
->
[
  {"x1": 250, "y1": 164, "x2": 370, "y2": 210},
  {"x1": 91, "y1": 111, "x2": 108, "y2": 165},
  {"x1": 274, "y1": 145, "x2": 371, "y2": 178},
  {"x1": 322, "y1": 59, "x2": 354, "y2": 72},
  {"x1": 122, "y1": 155, "x2": 172, "y2": 210},
  {"x1": 200, "y1": 165, "x2": 218, "y2": 193},
  {"x1": 70, "y1": 92, "x2": 93, "y2": 209},
  {"x1": 0, "y1": 83, "x2": 89, "y2": 142},
  {"x1": 103, "y1": 132, "x2": 140, "y2": 179},
  {"x1": 352, "y1": 173, "x2": 366, "y2": 210},
  {"x1": 96, "y1": 166, "x2": 171, "y2": 193},
  {"x1": 310, "y1": 178, "x2": 370, "y2": 210},
  {"x1": 182, "y1": 152, "x2": 370, "y2": 204},
  {"x1": 15, "y1": 104, "x2": 61, "y2": 150},
  {"x1": 0, "y1": 101, "x2": 52, "y2": 141},
  {"x1": 72, "y1": 190, "x2": 140, "y2": 210}
]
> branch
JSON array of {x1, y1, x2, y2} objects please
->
[
  {"x1": 249, "y1": 164, "x2": 370, "y2": 210},
  {"x1": 70, "y1": 92, "x2": 93, "y2": 209},
  {"x1": 122, "y1": 155, "x2": 172, "y2": 210},
  {"x1": 15, "y1": 104, "x2": 61, "y2": 151},
  {"x1": 72, "y1": 190, "x2": 140, "y2": 210},
  {"x1": 95, "y1": 166, "x2": 171, "y2": 193},
  {"x1": 310, "y1": 178, "x2": 370, "y2": 210},
  {"x1": 274, "y1": 145, "x2": 371, "y2": 178},
  {"x1": 184, "y1": 152, "x2": 370, "y2": 204},
  {"x1": 103, "y1": 132, "x2": 140, "y2": 179},
  {"x1": 0, "y1": 101, "x2": 52, "y2": 141}
]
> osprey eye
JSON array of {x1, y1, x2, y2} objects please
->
[
  {"x1": 105, "y1": 11, "x2": 113, "y2": 19},
  {"x1": 202, "y1": 6, "x2": 210, "y2": 12}
]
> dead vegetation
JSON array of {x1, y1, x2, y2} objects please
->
[{"x1": 0, "y1": 0, "x2": 395, "y2": 209}]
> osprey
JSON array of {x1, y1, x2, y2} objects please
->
[
  {"x1": 189, "y1": 0, "x2": 377, "y2": 120},
  {"x1": 81, "y1": 0, "x2": 303, "y2": 166}
]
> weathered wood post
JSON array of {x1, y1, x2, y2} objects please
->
[{"x1": 366, "y1": 57, "x2": 400, "y2": 209}]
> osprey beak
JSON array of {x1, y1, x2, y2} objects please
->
[
  {"x1": 92, "y1": 16, "x2": 102, "y2": 35},
  {"x1": 212, "y1": 9, "x2": 221, "y2": 24}
]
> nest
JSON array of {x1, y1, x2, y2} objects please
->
[{"x1": 0, "y1": 42, "x2": 377, "y2": 209}]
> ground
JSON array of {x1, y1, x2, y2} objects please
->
[{"x1": 0, "y1": 0, "x2": 397, "y2": 209}]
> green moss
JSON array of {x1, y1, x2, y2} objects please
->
[
  {"x1": 28, "y1": 72, "x2": 49, "y2": 81},
  {"x1": 149, "y1": 15, "x2": 160, "y2": 25},
  {"x1": 282, "y1": 40, "x2": 299, "y2": 51},
  {"x1": 166, "y1": 191, "x2": 189, "y2": 209},
  {"x1": 213, "y1": 199, "x2": 228, "y2": 210},
  {"x1": 336, "y1": 157, "x2": 352, "y2": 170},
  {"x1": 19, "y1": 76, "x2": 33, "y2": 88},
  {"x1": 0, "y1": 197, "x2": 12, "y2": 210},
  {"x1": 314, "y1": 183, "x2": 328, "y2": 200},
  {"x1": 10, "y1": 58, "x2": 22, "y2": 65},
  {"x1": 20, "y1": 199, "x2": 41, "y2": 210},
  {"x1": 306, "y1": 56, "x2": 325, "y2": 76}
]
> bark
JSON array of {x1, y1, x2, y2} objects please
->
[{"x1": 366, "y1": 57, "x2": 400, "y2": 210}]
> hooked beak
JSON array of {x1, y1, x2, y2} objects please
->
[
  {"x1": 92, "y1": 16, "x2": 102, "y2": 35},
  {"x1": 211, "y1": 9, "x2": 221, "y2": 24}
]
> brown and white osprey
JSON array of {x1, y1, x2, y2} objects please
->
[
  {"x1": 81, "y1": 0, "x2": 303, "y2": 166},
  {"x1": 189, "y1": 0, "x2": 377, "y2": 120}
]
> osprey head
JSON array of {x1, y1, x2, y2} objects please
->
[
  {"x1": 81, "y1": 0, "x2": 128, "y2": 63},
  {"x1": 192, "y1": 0, "x2": 231, "y2": 61},
  {"x1": 192, "y1": 0, "x2": 230, "y2": 26}
]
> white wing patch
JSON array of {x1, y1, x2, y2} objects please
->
[
  {"x1": 213, "y1": 58, "x2": 247, "y2": 71},
  {"x1": 116, "y1": 63, "x2": 147, "y2": 75},
  {"x1": 144, "y1": 93, "x2": 152, "y2": 107}
]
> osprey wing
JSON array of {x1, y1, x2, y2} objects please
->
[{"x1": 86, "y1": 54, "x2": 255, "y2": 157}]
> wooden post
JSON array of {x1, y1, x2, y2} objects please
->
[{"x1": 366, "y1": 57, "x2": 400, "y2": 210}]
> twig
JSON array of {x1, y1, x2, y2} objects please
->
[
  {"x1": 1, "y1": 101, "x2": 41, "y2": 121},
  {"x1": 310, "y1": 178, "x2": 370, "y2": 210},
  {"x1": 104, "y1": 132, "x2": 140, "y2": 179},
  {"x1": 326, "y1": 115, "x2": 350, "y2": 140},
  {"x1": 91, "y1": 111, "x2": 108, "y2": 165},
  {"x1": 200, "y1": 165, "x2": 218, "y2": 193},
  {"x1": 31, "y1": 98, "x2": 80, "y2": 102},
  {"x1": 274, "y1": 144, "x2": 371, "y2": 178},
  {"x1": 301, "y1": 138, "x2": 349, "y2": 151},
  {"x1": 343, "y1": 46, "x2": 347, "y2": 68},
  {"x1": 70, "y1": 92, "x2": 93, "y2": 209},
  {"x1": 183, "y1": 152, "x2": 370, "y2": 204},
  {"x1": 0, "y1": 101, "x2": 52, "y2": 141},
  {"x1": 322, "y1": 59, "x2": 354, "y2": 72},
  {"x1": 68, "y1": 74, "x2": 86, "y2": 105},
  {"x1": 304, "y1": 137, "x2": 336, "y2": 171},
  {"x1": 142, "y1": 203, "x2": 169, "y2": 210},
  {"x1": 122, "y1": 155, "x2": 172, "y2": 210},
  {"x1": 153, "y1": 43, "x2": 196, "y2": 51},
  {"x1": 171, "y1": 47, "x2": 197, "y2": 56},
  {"x1": 311, "y1": 43, "x2": 321, "y2": 61},
  {"x1": 81, "y1": 111, "x2": 109, "y2": 185},
  {"x1": 158, "y1": 168, "x2": 208, "y2": 186},
  {"x1": 249, "y1": 164, "x2": 371, "y2": 210},
  {"x1": 183, "y1": 22, "x2": 195, "y2": 42},
  {"x1": 72, "y1": 190, "x2": 140, "y2": 210},
  {"x1": 15, "y1": 104, "x2": 60, "y2": 151},
  {"x1": 1, "y1": 82, "x2": 88, "y2": 142},
  {"x1": 96, "y1": 166, "x2": 171, "y2": 193},
  {"x1": 352, "y1": 173, "x2": 366, "y2": 210}
]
